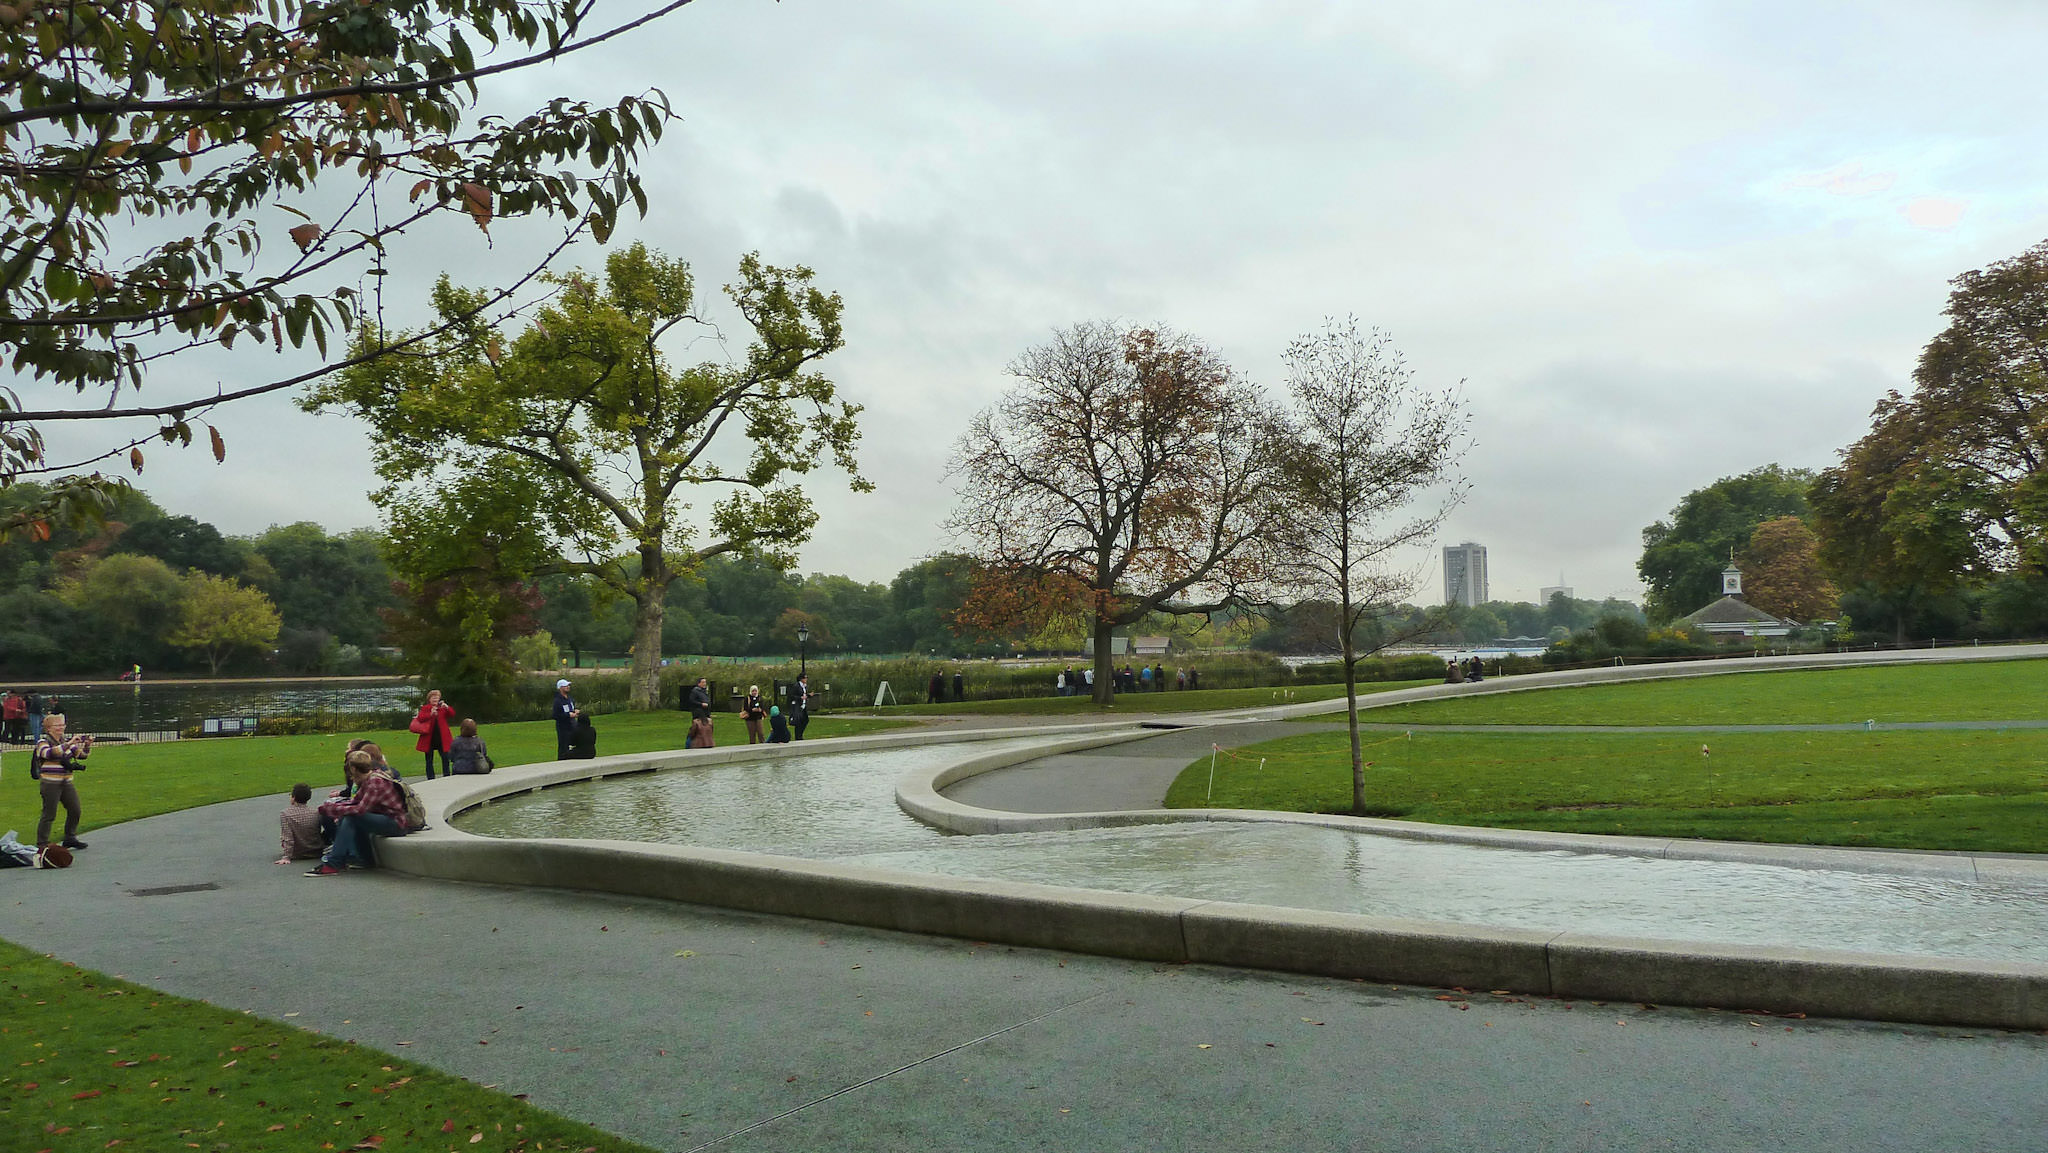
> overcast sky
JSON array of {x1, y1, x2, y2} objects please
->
[{"x1": 30, "y1": 0, "x2": 2048, "y2": 605}]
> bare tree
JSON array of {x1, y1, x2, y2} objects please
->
[
  {"x1": 1276, "y1": 319, "x2": 1468, "y2": 815},
  {"x1": 947, "y1": 321, "x2": 1291, "y2": 702}
]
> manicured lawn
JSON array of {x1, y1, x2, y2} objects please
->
[
  {"x1": 1349, "y1": 658, "x2": 2048, "y2": 726},
  {"x1": 0, "y1": 711, "x2": 905, "y2": 843},
  {"x1": 1166, "y1": 727, "x2": 2048, "y2": 853},
  {"x1": 880, "y1": 680, "x2": 1430, "y2": 717},
  {"x1": 0, "y1": 939, "x2": 655, "y2": 1153}
]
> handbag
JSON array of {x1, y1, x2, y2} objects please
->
[
  {"x1": 408, "y1": 716, "x2": 429, "y2": 734},
  {"x1": 482, "y1": 754, "x2": 495, "y2": 773}
]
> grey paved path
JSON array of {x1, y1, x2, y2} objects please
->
[
  {"x1": 941, "y1": 721, "x2": 1329, "y2": 813},
  {"x1": 7, "y1": 789, "x2": 2048, "y2": 1151}
]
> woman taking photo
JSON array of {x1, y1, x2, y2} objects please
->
[
  {"x1": 32, "y1": 713, "x2": 92, "y2": 851},
  {"x1": 411, "y1": 688, "x2": 456, "y2": 779}
]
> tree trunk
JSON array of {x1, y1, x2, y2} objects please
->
[
  {"x1": 1342, "y1": 604, "x2": 1366, "y2": 815},
  {"x1": 629, "y1": 588, "x2": 665, "y2": 711},
  {"x1": 1092, "y1": 615, "x2": 1115, "y2": 704}
]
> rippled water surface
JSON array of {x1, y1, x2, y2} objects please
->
[{"x1": 453, "y1": 737, "x2": 2048, "y2": 963}]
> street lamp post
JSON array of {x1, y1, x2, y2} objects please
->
[{"x1": 796, "y1": 624, "x2": 810, "y2": 677}]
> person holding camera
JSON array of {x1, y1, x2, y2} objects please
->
[{"x1": 31, "y1": 713, "x2": 92, "y2": 851}]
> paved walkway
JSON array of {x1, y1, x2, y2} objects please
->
[{"x1": 4, "y1": 794, "x2": 2047, "y2": 1152}]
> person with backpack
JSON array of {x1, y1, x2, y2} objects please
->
[{"x1": 306, "y1": 751, "x2": 409, "y2": 875}]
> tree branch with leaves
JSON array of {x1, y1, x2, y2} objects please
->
[{"x1": 0, "y1": 0, "x2": 692, "y2": 532}]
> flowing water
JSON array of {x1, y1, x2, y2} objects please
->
[{"x1": 452, "y1": 736, "x2": 2048, "y2": 963}]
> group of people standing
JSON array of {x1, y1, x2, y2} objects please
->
[
  {"x1": 737, "y1": 676, "x2": 803, "y2": 744},
  {"x1": 1, "y1": 688, "x2": 61, "y2": 745},
  {"x1": 1109, "y1": 664, "x2": 1193, "y2": 694}
]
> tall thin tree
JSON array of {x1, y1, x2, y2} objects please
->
[{"x1": 1276, "y1": 319, "x2": 1467, "y2": 815}]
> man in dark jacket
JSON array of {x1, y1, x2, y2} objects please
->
[
  {"x1": 789, "y1": 673, "x2": 811, "y2": 741},
  {"x1": 687, "y1": 677, "x2": 713, "y2": 721},
  {"x1": 551, "y1": 679, "x2": 580, "y2": 760}
]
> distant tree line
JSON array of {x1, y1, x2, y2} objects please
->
[{"x1": 1247, "y1": 593, "x2": 1644, "y2": 654}]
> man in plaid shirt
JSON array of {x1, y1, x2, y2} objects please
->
[{"x1": 307, "y1": 753, "x2": 407, "y2": 876}]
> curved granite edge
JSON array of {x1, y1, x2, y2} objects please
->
[
  {"x1": 1222, "y1": 641, "x2": 2048, "y2": 723},
  {"x1": 377, "y1": 826, "x2": 2048, "y2": 1031},
  {"x1": 375, "y1": 649, "x2": 2048, "y2": 1030},
  {"x1": 904, "y1": 759, "x2": 2048, "y2": 884}
]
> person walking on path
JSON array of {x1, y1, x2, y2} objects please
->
[
  {"x1": 742, "y1": 686, "x2": 768, "y2": 745},
  {"x1": 25, "y1": 691, "x2": 44, "y2": 743},
  {"x1": 789, "y1": 673, "x2": 811, "y2": 741},
  {"x1": 32, "y1": 713, "x2": 93, "y2": 850},
  {"x1": 410, "y1": 688, "x2": 456, "y2": 779},
  {"x1": 551, "y1": 679, "x2": 581, "y2": 760},
  {"x1": 448, "y1": 718, "x2": 491, "y2": 775}
]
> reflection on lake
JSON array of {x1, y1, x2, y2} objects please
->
[{"x1": 453, "y1": 736, "x2": 2048, "y2": 965}]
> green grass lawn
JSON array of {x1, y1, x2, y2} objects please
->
[
  {"x1": 878, "y1": 680, "x2": 1430, "y2": 717},
  {"x1": 0, "y1": 711, "x2": 905, "y2": 843},
  {"x1": 1167, "y1": 727, "x2": 2048, "y2": 853},
  {"x1": 1347, "y1": 658, "x2": 2048, "y2": 726},
  {"x1": 0, "y1": 940, "x2": 655, "y2": 1153}
]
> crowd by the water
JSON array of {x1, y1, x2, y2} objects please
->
[{"x1": 5, "y1": 670, "x2": 828, "y2": 876}]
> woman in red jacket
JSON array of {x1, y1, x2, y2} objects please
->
[{"x1": 411, "y1": 688, "x2": 456, "y2": 779}]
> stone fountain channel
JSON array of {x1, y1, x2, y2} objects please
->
[{"x1": 449, "y1": 728, "x2": 2048, "y2": 967}]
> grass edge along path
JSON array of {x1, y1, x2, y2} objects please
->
[
  {"x1": 1344, "y1": 659, "x2": 2048, "y2": 727},
  {"x1": 0, "y1": 938, "x2": 656, "y2": 1153},
  {"x1": 0, "y1": 712, "x2": 907, "y2": 845},
  {"x1": 879, "y1": 680, "x2": 1430, "y2": 717},
  {"x1": 1165, "y1": 727, "x2": 2048, "y2": 854}
]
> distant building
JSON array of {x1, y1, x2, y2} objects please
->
[
  {"x1": 1677, "y1": 562, "x2": 1794, "y2": 639},
  {"x1": 1538, "y1": 583, "x2": 1573, "y2": 604},
  {"x1": 1443, "y1": 541, "x2": 1488, "y2": 608}
]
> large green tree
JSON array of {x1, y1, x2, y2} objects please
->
[
  {"x1": 379, "y1": 465, "x2": 554, "y2": 711},
  {"x1": 166, "y1": 571, "x2": 282, "y2": 674},
  {"x1": 310, "y1": 243, "x2": 865, "y2": 709},
  {"x1": 1812, "y1": 239, "x2": 2048, "y2": 614},
  {"x1": 1638, "y1": 464, "x2": 1814, "y2": 622},
  {"x1": 1740, "y1": 516, "x2": 1838, "y2": 623},
  {"x1": 0, "y1": 0, "x2": 688, "y2": 525}
]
